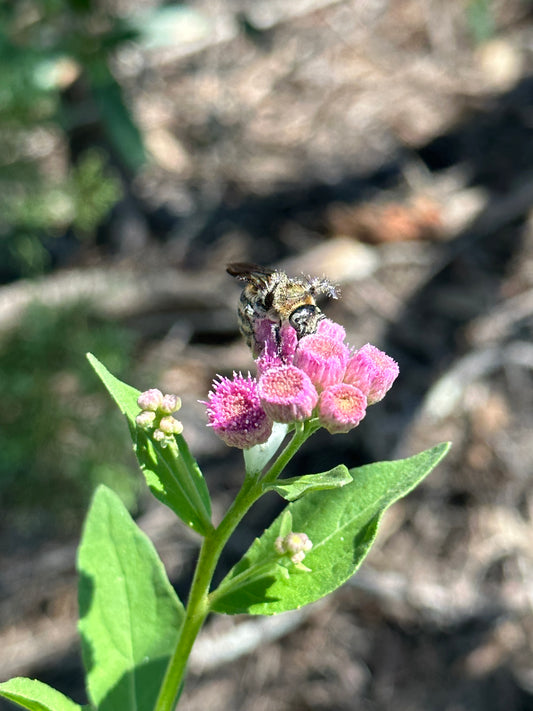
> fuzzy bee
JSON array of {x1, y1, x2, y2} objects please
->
[{"x1": 226, "y1": 262, "x2": 338, "y2": 356}]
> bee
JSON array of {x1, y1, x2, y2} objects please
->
[{"x1": 226, "y1": 262, "x2": 338, "y2": 356}]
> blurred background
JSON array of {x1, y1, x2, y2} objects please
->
[{"x1": 1, "y1": 0, "x2": 533, "y2": 709}]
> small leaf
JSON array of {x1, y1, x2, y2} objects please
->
[
  {"x1": 78, "y1": 486, "x2": 184, "y2": 711},
  {"x1": 265, "y1": 464, "x2": 352, "y2": 501},
  {"x1": 278, "y1": 509, "x2": 293, "y2": 538},
  {"x1": 0, "y1": 678, "x2": 83, "y2": 711},
  {"x1": 86, "y1": 353, "x2": 212, "y2": 535},
  {"x1": 212, "y1": 443, "x2": 450, "y2": 615},
  {"x1": 244, "y1": 422, "x2": 288, "y2": 475}
]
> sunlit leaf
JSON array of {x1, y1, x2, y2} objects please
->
[
  {"x1": 212, "y1": 443, "x2": 451, "y2": 615},
  {"x1": 78, "y1": 486, "x2": 184, "y2": 711}
]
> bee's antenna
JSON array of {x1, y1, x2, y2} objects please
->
[{"x1": 308, "y1": 276, "x2": 339, "y2": 300}]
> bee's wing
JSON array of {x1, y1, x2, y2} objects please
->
[{"x1": 226, "y1": 262, "x2": 275, "y2": 287}]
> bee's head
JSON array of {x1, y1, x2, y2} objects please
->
[{"x1": 289, "y1": 304, "x2": 321, "y2": 338}]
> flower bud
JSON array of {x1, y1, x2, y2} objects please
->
[
  {"x1": 316, "y1": 318, "x2": 346, "y2": 342},
  {"x1": 160, "y1": 393, "x2": 181, "y2": 414},
  {"x1": 258, "y1": 365, "x2": 318, "y2": 423},
  {"x1": 137, "y1": 388, "x2": 164, "y2": 412},
  {"x1": 345, "y1": 344, "x2": 399, "y2": 404},
  {"x1": 159, "y1": 415, "x2": 184, "y2": 435},
  {"x1": 318, "y1": 383, "x2": 367, "y2": 434},
  {"x1": 275, "y1": 531, "x2": 313, "y2": 565},
  {"x1": 294, "y1": 332, "x2": 349, "y2": 391},
  {"x1": 136, "y1": 410, "x2": 156, "y2": 429}
]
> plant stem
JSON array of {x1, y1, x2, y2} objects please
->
[
  {"x1": 261, "y1": 420, "x2": 318, "y2": 485},
  {"x1": 153, "y1": 475, "x2": 262, "y2": 711},
  {"x1": 154, "y1": 424, "x2": 317, "y2": 710}
]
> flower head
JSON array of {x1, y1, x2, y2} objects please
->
[
  {"x1": 258, "y1": 365, "x2": 318, "y2": 423},
  {"x1": 205, "y1": 373, "x2": 273, "y2": 449},
  {"x1": 294, "y1": 332, "x2": 350, "y2": 391},
  {"x1": 345, "y1": 344, "x2": 399, "y2": 404},
  {"x1": 318, "y1": 383, "x2": 367, "y2": 434},
  {"x1": 256, "y1": 322, "x2": 298, "y2": 374},
  {"x1": 316, "y1": 318, "x2": 346, "y2": 342}
]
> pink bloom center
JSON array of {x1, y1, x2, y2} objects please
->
[
  {"x1": 205, "y1": 373, "x2": 273, "y2": 448},
  {"x1": 305, "y1": 334, "x2": 344, "y2": 359},
  {"x1": 294, "y1": 332, "x2": 349, "y2": 390},
  {"x1": 258, "y1": 365, "x2": 318, "y2": 423},
  {"x1": 262, "y1": 367, "x2": 306, "y2": 402},
  {"x1": 316, "y1": 319, "x2": 346, "y2": 342},
  {"x1": 334, "y1": 389, "x2": 359, "y2": 413},
  {"x1": 318, "y1": 383, "x2": 367, "y2": 434}
]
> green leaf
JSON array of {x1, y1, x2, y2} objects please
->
[
  {"x1": 211, "y1": 443, "x2": 451, "y2": 615},
  {"x1": 0, "y1": 678, "x2": 84, "y2": 711},
  {"x1": 244, "y1": 422, "x2": 288, "y2": 475},
  {"x1": 265, "y1": 464, "x2": 352, "y2": 501},
  {"x1": 86, "y1": 353, "x2": 140, "y2": 421},
  {"x1": 86, "y1": 353, "x2": 212, "y2": 535},
  {"x1": 78, "y1": 486, "x2": 184, "y2": 711},
  {"x1": 85, "y1": 59, "x2": 147, "y2": 173},
  {"x1": 278, "y1": 509, "x2": 293, "y2": 537}
]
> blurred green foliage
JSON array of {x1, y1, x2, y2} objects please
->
[
  {"x1": 466, "y1": 0, "x2": 496, "y2": 44},
  {"x1": 0, "y1": 302, "x2": 143, "y2": 540},
  {"x1": 0, "y1": 0, "x2": 147, "y2": 278}
]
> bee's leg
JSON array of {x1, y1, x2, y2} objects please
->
[{"x1": 274, "y1": 323, "x2": 282, "y2": 355}]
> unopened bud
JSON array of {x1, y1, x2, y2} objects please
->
[
  {"x1": 137, "y1": 388, "x2": 163, "y2": 412},
  {"x1": 136, "y1": 410, "x2": 156, "y2": 429},
  {"x1": 290, "y1": 550, "x2": 306, "y2": 565},
  {"x1": 275, "y1": 531, "x2": 313, "y2": 565},
  {"x1": 159, "y1": 415, "x2": 184, "y2": 435},
  {"x1": 160, "y1": 394, "x2": 181, "y2": 414},
  {"x1": 285, "y1": 532, "x2": 313, "y2": 556}
]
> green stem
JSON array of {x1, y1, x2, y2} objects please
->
[
  {"x1": 262, "y1": 420, "x2": 318, "y2": 486},
  {"x1": 153, "y1": 475, "x2": 262, "y2": 711},
  {"x1": 154, "y1": 423, "x2": 318, "y2": 711}
]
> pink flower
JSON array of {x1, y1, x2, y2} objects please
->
[
  {"x1": 316, "y1": 319, "x2": 346, "y2": 342},
  {"x1": 258, "y1": 365, "x2": 318, "y2": 423},
  {"x1": 254, "y1": 319, "x2": 278, "y2": 359},
  {"x1": 294, "y1": 332, "x2": 350, "y2": 391},
  {"x1": 318, "y1": 383, "x2": 367, "y2": 434},
  {"x1": 205, "y1": 373, "x2": 273, "y2": 449},
  {"x1": 278, "y1": 322, "x2": 299, "y2": 363},
  {"x1": 343, "y1": 351, "x2": 377, "y2": 395},
  {"x1": 256, "y1": 322, "x2": 299, "y2": 375},
  {"x1": 345, "y1": 344, "x2": 399, "y2": 404}
]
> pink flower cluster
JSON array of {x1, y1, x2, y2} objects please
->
[{"x1": 205, "y1": 320, "x2": 399, "y2": 449}]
